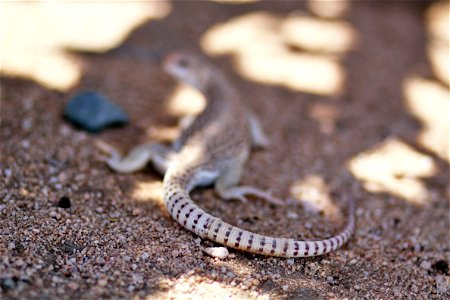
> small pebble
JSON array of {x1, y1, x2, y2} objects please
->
[
  {"x1": 1, "y1": 278, "x2": 16, "y2": 290},
  {"x1": 131, "y1": 273, "x2": 143, "y2": 284},
  {"x1": 132, "y1": 208, "x2": 142, "y2": 216},
  {"x1": 282, "y1": 285, "x2": 289, "y2": 291},
  {"x1": 95, "y1": 257, "x2": 106, "y2": 266},
  {"x1": 98, "y1": 279, "x2": 107, "y2": 286},
  {"x1": 203, "y1": 247, "x2": 229, "y2": 259},
  {"x1": 4, "y1": 169, "x2": 12, "y2": 177},
  {"x1": 67, "y1": 282, "x2": 78, "y2": 290},
  {"x1": 57, "y1": 196, "x2": 71, "y2": 209},
  {"x1": 420, "y1": 260, "x2": 431, "y2": 270},
  {"x1": 22, "y1": 140, "x2": 30, "y2": 149},
  {"x1": 141, "y1": 252, "x2": 149, "y2": 260},
  {"x1": 287, "y1": 211, "x2": 298, "y2": 219}
]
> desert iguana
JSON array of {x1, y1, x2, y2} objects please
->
[{"x1": 103, "y1": 52, "x2": 355, "y2": 257}]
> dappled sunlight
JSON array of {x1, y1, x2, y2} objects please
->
[
  {"x1": 132, "y1": 180, "x2": 164, "y2": 204},
  {"x1": 426, "y1": 1, "x2": 449, "y2": 42},
  {"x1": 0, "y1": 1, "x2": 170, "y2": 90},
  {"x1": 151, "y1": 275, "x2": 260, "y2": 299},
  {"x1": 290, "y1": 175, "x2": 340, "y2": 219},
  {"x1": 146, "y1": 125, "x2": 180, "y2": 143},
  {"x1": 201, "y1": 10, "x2": 356, "y2": 96},
  {"x1": 281, "y1": 14, "x2": 357, "y2": 54},
  {"x1": 166, "y1": 84, "x2": 206, "y2": 117},
  {"x1": 425, "y1": 1, "x2": 449, "y2": 85},
  {"x1": 202, "y1": 12, "x2": 283, "y2": 56},
  {"x1": 307, "y1": 0, "x2": 350, "y2": 19},
  {"x1": 210, "y1": 0, "x2": 260, "y2": 3},
  {"x1": 403, "y1": 76, "x2": 449, "y2": 162},
  {"x1": 236, "y1": 51, "x2": 344, "y2": 96},
  {"x1": 427, "y1": 40, "x2": 449, "y2": 86},
  {"x1": 348, "y1": 138, "x2": 437, "y2": 205}
]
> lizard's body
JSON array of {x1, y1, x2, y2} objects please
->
[{"x1": 105, "y1": 52, "x2": 355, "y2": 257}]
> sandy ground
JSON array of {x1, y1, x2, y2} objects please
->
[{"x1": 1, "y1": 1, "x2": 449, "y2": 299}]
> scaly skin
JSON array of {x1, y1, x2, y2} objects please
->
[{"x1": 160, "y1": 53, "x2": 355, "y2": 257}]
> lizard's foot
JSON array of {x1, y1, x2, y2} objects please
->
[{"x1": 217, "y1": 186, "x2": 285, "y2": 206}]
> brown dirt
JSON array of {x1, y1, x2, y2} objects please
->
[{"x1": 1, "y1": 1, "x2": 449, "y2": 299}]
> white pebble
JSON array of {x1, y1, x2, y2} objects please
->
[
  {"x1": 21, "y1": 140, "x2": 30, "y2": 149},
  {"x1": 141, "y1": 252, "x2": 149, "y2": 260},
  {"x1": 22, "y1": 118, "x2": 32, "y2": 131},
  {"x1": 282, "y1": 285, "x2": 289, "y2": 291},
  {"x1": 203, "y1": 247, "x2": 229, "y2": 259},
  {"x1": 226, "y1": 271, "x2": 235, "y2": 278},
  {"x1": 420, "y1": 261, "x2": 431, "y2": 270},
  {"x1": 132, "y1": 273, "x2": 143, "y2": 284},
  {"x1": 287, "y1": 211, "x2": 298, "y2": 219}
]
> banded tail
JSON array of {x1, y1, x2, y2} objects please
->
[{"x1": 163, "y1": 169, "x2": 355, "y2": 258}]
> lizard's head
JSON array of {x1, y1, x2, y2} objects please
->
[{"x1": 163, "y1": 52, "x2": 211, "y2": 90}]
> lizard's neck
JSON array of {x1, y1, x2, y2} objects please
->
[{"x1": 201, "y1": 76, "x2": 237, "y2": 115}]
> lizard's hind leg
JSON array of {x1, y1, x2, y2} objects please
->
[{"x1": 215, "y1": 164, "x2": 284, "y2": 205}]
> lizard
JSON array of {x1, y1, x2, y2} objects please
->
[{"x1": 102, "y1": 52, "x2": 355, "y2": 257}]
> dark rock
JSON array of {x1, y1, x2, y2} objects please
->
[
  {"x1": 64, "y1": 91, "x2": 129, "y2": 132},
  {"x1": 0, "y1": 278, "x2": 16, "y2": 291},
  {"x1": 58, "y1": 196, "x2": 71, "y2": 208},
  {"x1": 61, "y1": 240, "x2": 84, "y2": 254},
  {"x1": 432, "y1": 260, "x2": 448, "y2": 275}
]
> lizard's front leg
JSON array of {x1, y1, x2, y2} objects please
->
[
  {"x1": 98, "y1": 141, "x2": 172, "y2": 175},
  {"x1": 247, "y1": 111, "x2": 270, "y2": 149}
]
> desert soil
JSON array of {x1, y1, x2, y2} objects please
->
[{"x1": 1, "y1": 1, "x2": 449, "y2": 299}]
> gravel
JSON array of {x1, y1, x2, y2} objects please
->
[{"x1": 1, "y1": 1, "x2": 449, "y2": 299}]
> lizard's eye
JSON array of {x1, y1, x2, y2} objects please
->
[{"x1": 178, "y1": 57, "x2": 189, "y2": 68}]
